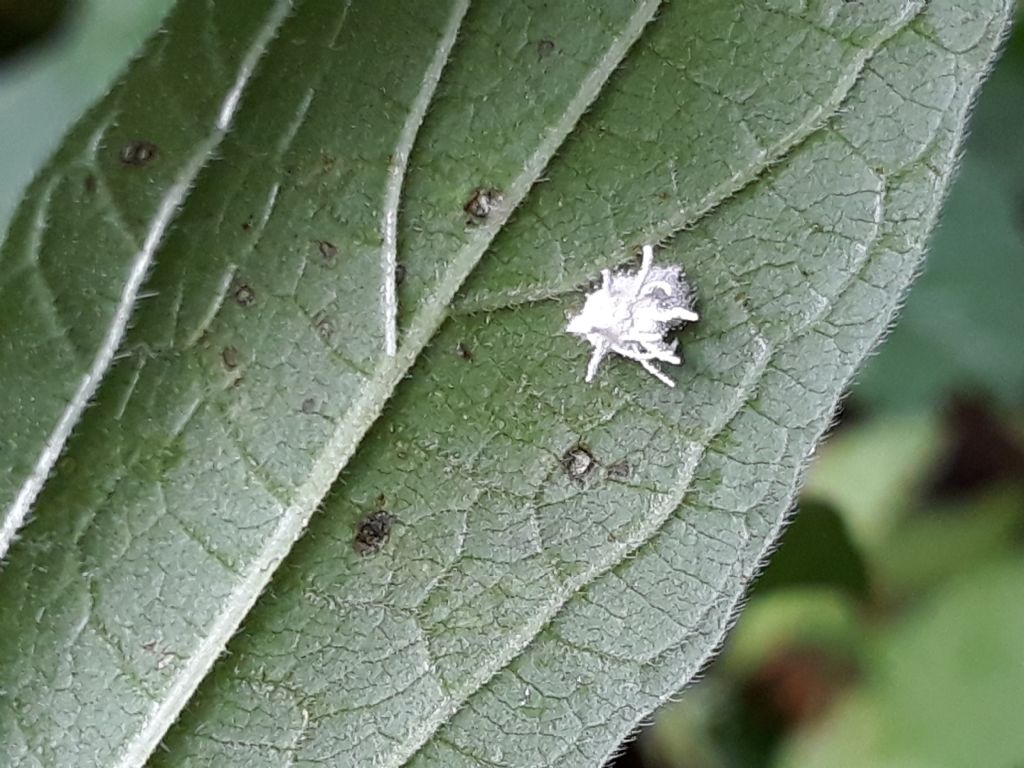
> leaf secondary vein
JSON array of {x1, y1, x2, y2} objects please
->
[
  {"x1": 381, "y1": 0, "x2": 473, "y2": 357},
  {"x1": 386, "y1": 10, "x2": 942, "y2": 766},
  {"x1": 452, "y1": 1, "x2": 924, "y2": 315}
]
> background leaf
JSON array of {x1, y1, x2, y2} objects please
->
[
  {"x1": 778, "y1": 561, "x2": 1024, "y2": 768},
  {"x1": 0, "y1": 0, "x2": 174, "y2": 233}
]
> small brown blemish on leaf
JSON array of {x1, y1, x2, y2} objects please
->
[
  {"x1": 316, "y1": 239, "x2": 337, "y2": 263},
  {"x1": 395, "y1": 262, "x2": 407, "y2": 285},
  {"x1": 354, "y1": 510, "x2": 397, "y2": 556},
  {"x1": 221, "y1": 346, "x2": 240, "y2": 370},
  {"x1": 605, "y1": 460, "x2": 632, "y2": 481},
  {"x1": 233, "y1": 282, "x2": 256, "y2": 307},
  {"x1": 241, "y1": 217, "x2": 253, "y2": 231},
  {"x1": 537, "y1": 39, "x2": 556, "y2": 59},
  {"x1": 120, "y1": 140, "x2": 159, "y2": 168},
  {"x1": 464, "y1": 187, "x2": 501, "y2": 220},
  {"x1": 301, "y1": 397, "x2": 318, "y2": 414},
  {"x1": 455, "y1": 342, "x2": 473, "y2": 361},
  {"x1": 313, "y1": 311, "x2": 334, "y2": 342},
  {"x1": 83, "y1": 174, "x2": 97, "y2": 194},
  {"x1": 560, "y1": 443, "x2": 597, "y2": 485}
]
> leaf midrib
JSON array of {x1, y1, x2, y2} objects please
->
[
  {"x1": 110, "y1": 2, "x2": 666, "y2": 765},
  {"x1": 0, "y1": 0, "x2": 298, "y2": 565}
]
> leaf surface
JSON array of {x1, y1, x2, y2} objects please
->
[
  {"x1": 0, "y1": 0, "x2": 280, "y2": 557},
  {"x1": 0, "y1": 0, "x2": 1011, "y2": 767},
  {"x1": 150, "y1": 1, "x2": 1010, "y2": 767},
  {"x1": 856, "y1": 28, "x2": 1024, "y2": 410},
  {"x1": 0, "y1": 0, "x2": 661, "y2": 764}
]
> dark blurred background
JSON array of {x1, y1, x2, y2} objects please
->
[{"x1": 2, "y1": 4, "x2": 1021, "y2": 767}]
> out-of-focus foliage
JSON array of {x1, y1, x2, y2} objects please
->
[
  {"x1": 0, "y1": 0, "x2": 71, "y2": 57},
  {"x1": 626, "y1": 411, "x2": 1024, "y2": 768},
  {"x1": 779, "y1": 560, "x2": 1024, "y2": 768}
]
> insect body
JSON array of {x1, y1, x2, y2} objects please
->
[{"x1": 566, "y1": 245, "x2": 698, "y2": 387}]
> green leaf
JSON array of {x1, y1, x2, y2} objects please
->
[
  {"x1": 873, "y1": 485, "x2": 1024, "y2": 595},
  {"x1": 855, "y1": 25, "x2": 1024, "y2": 411},
  {"x1": 749, "y1": 501, "x2": 870, "y2": 599},
  {"x1": 0, "y1": 1, "x2": 1010, "y2": 767},
  {"x1": 801, "y1": 413, "x2": 947, "y2": 551},
  {"x1": 153, "y1": 2, "x2": 1005, "y2": 767},
  {"x1": 0, "y1": 0, "x2": 661, "y2": 764},
  {"x1": 0, "y1": 0, "x2": 175, "y2": 235}
]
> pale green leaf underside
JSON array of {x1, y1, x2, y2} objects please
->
[
  {"x1": 0, "y1": 0, "x2": 1011, "y2": 767},
  {"x1": 0, "y1": 0, "x2": 291, "y2": 558}
]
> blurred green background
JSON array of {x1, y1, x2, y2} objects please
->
[{"x1": 1, "y1": 4, "x2": 1021, "y2": 768}]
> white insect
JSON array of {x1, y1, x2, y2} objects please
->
[{"x1": 566, "y1": 244, "x2": 698, "y2": 387}]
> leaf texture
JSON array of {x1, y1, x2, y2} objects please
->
[
  {"x1": 149, "y1": 0, "x2": 1010, "y2": 767},
  {"x1": 0, "y1": 1, "x2": 661, "y2": 764},
  {"x1": 0, "y1": 0, "x2": 292, "y2": 557},
  {"x1": 0, "y1": 0, "x2": 1011, "y2": 767}
]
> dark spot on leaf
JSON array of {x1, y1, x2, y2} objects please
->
[
  {"x1": 605, "y1": 460, "x2": 631, "y2": 481},
  {"x1": 464, "y1": 187, "x2": 501, "y2": 220},
  {"x1": 354, "y1": 510, "x2": 397, "y2": 556},
  {"x1": 233, "y1": 283, "x2": 256, "y2": 307},
  {"x1": 395, "y1": 263, "x2": 406, "y2": 285},
  {"x1": 561, "y1": 443, "x2": 597, "y2": 485},
  {"x1": 83, "y1": 174, "x2": 97, "y2": 194},
  {"x1": 221, "y1": 346, "x2": 240, "y2": 370},
  {"x1": 455, "y1": 342, "x2": 473, "y2": 361},
  {"x1": 536, "y1": 39, "x2": 556, "y2": 59},
  {"x1": 316, "y1": 239, "x2": 337, "y2": 263},
  {"x1": 313, "y1": 311, "x2": 334, "y2": 342},
  {"x1": 241, "y1": 217, "x2": 253, "y2": 231},
  {"x1": 120, "y1": 140, "x2": 159, "y2": 168},
  {"x1": 301, "y1": 397, "x2": 318, "y2": 414}
]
